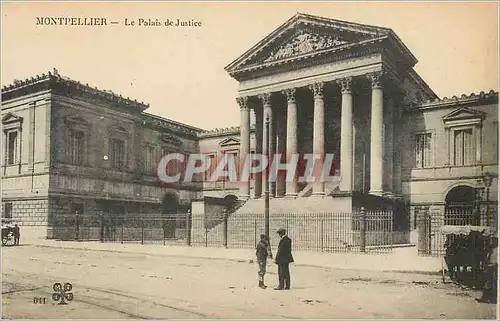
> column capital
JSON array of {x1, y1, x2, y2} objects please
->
[
  {"x1": 282, "y1": 88, "x2": 296, "y2": 103},
  {"x1": 367, "y1": 71, "x2": 386, "y2": 89},
  {"x1": 336, "y1": 77, "x2": 353, "y2": 94},
  {"x1": 236, "y1": 96, "x2": 249, "y2": 109},
  {"x1": 258, "y1": 92, "x2": 272, "y2": 106},
  {"x1": 309, "y1": 82, "x2": 324, "y2": 99}
]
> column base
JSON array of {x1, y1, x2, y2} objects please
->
[
  {"x1": 284, "y1": 193, "x2": 297, "y2": 199},
  {"x1": 311, "y1": 192, "x2": 325, "y2": 198}
]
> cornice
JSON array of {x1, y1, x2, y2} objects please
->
[
  {"x1": 140, "y1": 112, "x2": 204, "y2": 139},
  {"x1": 197, "y1": 125, "x2": 255, "y2": 138},
  {"x1": 407, "y1": 90, "x2": 498, "y2": 112},
  {"x1": 2, "y1": 69, "x2": 150, "y2": 113}
]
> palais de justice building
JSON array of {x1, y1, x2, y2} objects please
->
[{"x1": 1, "y1": 13, "x2": 498, "y2": 240}]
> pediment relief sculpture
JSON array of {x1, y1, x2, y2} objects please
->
[{"x1": 264, "y1": 32, "x2": 348, "y2": 62}]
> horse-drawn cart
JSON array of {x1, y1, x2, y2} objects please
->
[
  {"x1": 1, "y1": 218, "x2": 16, "y2": 246},
  {"x1": 440, "y1": 225, "x2": 496, "y2": 285}
]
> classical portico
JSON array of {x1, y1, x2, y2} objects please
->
[{"x1": 226, "y1": 13, "x2": 435, "y2": 204}]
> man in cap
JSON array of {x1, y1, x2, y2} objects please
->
[
  {"x1": 274, "y1": 228, "x2": 294, "y2": 290},
  {"x1": 255, "y1": 234, "x2": 272, "y2": 289}
]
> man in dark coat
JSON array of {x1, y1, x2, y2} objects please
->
[
  {"x1": 13, "y1": 224, "x2": 20, "y2": 245},
  {"x1": 274, "y1": 228, "x2": 294, "y2": 290}
]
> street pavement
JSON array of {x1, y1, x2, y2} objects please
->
[
  {"x1": 23, "y1": 237, "x2": 443, "y2": 275},
  {"x1": 2, "y1": 244, "x2": 497, "y2": 319}
]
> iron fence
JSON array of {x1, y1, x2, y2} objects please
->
[
  {"x1": 417, "y1": 206, "x2": 498, "y2": 257},
  {"x1": 46, "y1": 209, "x2": 406, "y2": 254}
]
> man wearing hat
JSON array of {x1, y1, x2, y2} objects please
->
[{"x1": 274, "y1": 228, "x2": 294, "y2": 290}]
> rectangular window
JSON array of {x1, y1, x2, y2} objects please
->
[
  {"x1": 250, "y1": 150, "x2": 256, "y2": 180},
  {"x1": 415, "y1": 133, "x2": 432, "y2": 168},
  {"x1": 454, "y1": 129, "x2": 474, "y2": 166},
  {"x1": 6, "y1": 131, "x2": 18, "y2": 165},
  {"x1": 205, "y1": 154, "x2": 215, "y2": 181},
  {"x1": 494, "y1": 122, "x2": 499, "y2": 163},
  {"x1": 3, "y1": 202, "x2": 13, "y2": 219},
  {"x1": 224, "y1": 151, "x2": 238, "y2": 181},
  {"x1": 69, "y1": 130, "x2": 85, "y2": 165},
  {"x1": 110, "y1": 139, "x2": 125, "y2": 170},
  {"x1": 144, "y1": 145, "x2": 155, "y2": 174}
]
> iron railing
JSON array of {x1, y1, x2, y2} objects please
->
[
  {"x1": 46, "y1": 209, "x2": 407, "y2": 254},
  {"x1": 417, "y1": 206, "x2": 497, "y2": 257}
]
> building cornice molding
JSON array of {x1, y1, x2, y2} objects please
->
[
  {"x1": 140, "y1": 112, "x2": 204, "y2": 139},
  {"x1": 405, "y1": 90, "x2": 498, "y2": 112},
  {"x1": 2, "y1": 69, "x2": 150, "y2": 113},
  {"x1": 197, "y1": 125, "x2": 255, "y2": 138}
]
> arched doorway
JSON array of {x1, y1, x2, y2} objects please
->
[
  {"x1": 444, "y1": 185, "x2": 479, "y2": 225},
  {"x1": 223, "y1": 194, "x2": 238, "y2": 213},
  {"x1": 162, "y1": 193, "x2": 180, "y2": 239},
  {"x1": 162, "y1": 193, "x2": 180, "y2": 214}
]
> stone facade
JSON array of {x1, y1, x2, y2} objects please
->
[
  {"x1": 1, "y1": 13, "x2": 498, "y2": 242},
  {"x1": 1, "y1": 69, "x2": 203, "y2": 239}
]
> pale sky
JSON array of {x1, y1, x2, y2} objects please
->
[{"x1": 1, "y1": 1, "x2": 498, "y2": 130}]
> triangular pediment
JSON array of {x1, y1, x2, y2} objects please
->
[
  {"x1": 219, "y1": 137, "x2": 240, "y2": 147},
  {"x1": 1, "y1": 112, "x2": 23, "y2": 124},
  {"x1": 161, "y1": 133, "x2": 183, "y2": 146},
  {"x1": 443, "y1": 107, "x2": 485, "y2": 122},
  {"x1": 225, "y1": 13, "x2": 393, "y2": 74}
]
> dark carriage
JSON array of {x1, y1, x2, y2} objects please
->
[
  {"x1": 440, "y1": 225, "x2": 496, "y2": 287},
  {"x1": 1, "y1": 218, "x2": 15, "y2": 246}
]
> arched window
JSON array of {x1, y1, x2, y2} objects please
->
[{"x1": 444, "y1": 185, "x2": 478, "y2": 225}]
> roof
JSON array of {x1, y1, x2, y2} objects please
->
[
  {"x1": 414, "y1": 90, "x2": 498, "y2": 110},
  {"x1": 2, "y1": 68, "x2": 150, "y2": 112}
]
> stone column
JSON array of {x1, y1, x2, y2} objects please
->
[
  {"x1": 384, "y1": 95, "x2": 394, "y2": 195},
  {"x1": 254, "y1": 107, "x2": 263, "y2": 198},
  {"x1": 309, "y1": 82, "x2": 325, "y2": 196},
  {"x1": 276, "y1": 107, "x2": 286, "y2": 197},
  {"x1": 259, "y1": 93, "x2": 272, "y2": 198},
  {"x1": 283, "y1": 88, "x2": 298, "y2": 198},
  {"x1": 237, "y1": 96, "x2": 250, "y2": 199},
  {"x1": 368, "y1": 71, "x2": 384, "y2": 196},
  {"x1": 392, "y1": 90, "x2": 404, "y2": 195},
  {"x1": 338, "y1": 77, "x2": 353, "y2": 192}
]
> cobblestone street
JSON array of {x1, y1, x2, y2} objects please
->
[{"x1": 2, "y1": 245, "x2": 496, "y2": 319}]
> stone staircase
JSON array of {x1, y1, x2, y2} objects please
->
[{"x1": 204, "y1": 197, "x2": 356, "y2": 251}]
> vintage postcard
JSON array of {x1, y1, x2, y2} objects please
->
[{"x1": 1, "y1": 1, "x2": 498, "y2": 319}]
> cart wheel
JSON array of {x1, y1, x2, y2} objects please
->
[
  {"x1": 2, "y1": 233, "x2": 15, "y2": 246},
  {"x1": 441, "y1": 258, "x2": 446, "y2": 283}
]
